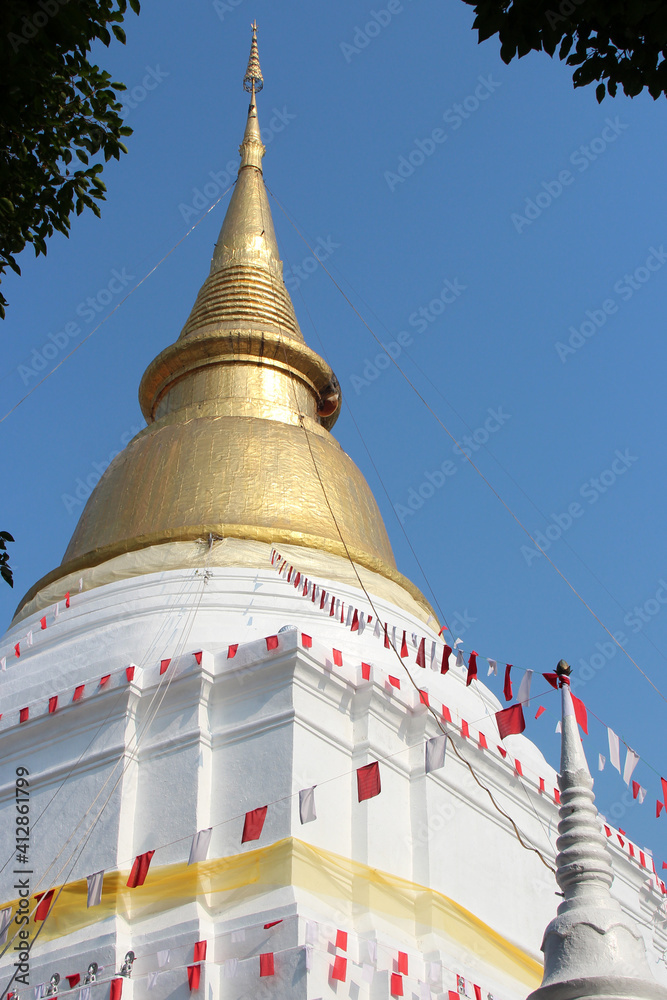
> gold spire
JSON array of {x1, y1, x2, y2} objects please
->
[{"x1": 14, "y1": 25, "x2": 434, "y2": 623}]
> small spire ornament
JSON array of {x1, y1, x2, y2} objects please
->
[{"x1": 243, "y1": 21, "x2": 263, "y2": 94}]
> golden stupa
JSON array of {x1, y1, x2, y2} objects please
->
[{"x1": 16, "y1": 26, "x2": 433, "y2": 624}]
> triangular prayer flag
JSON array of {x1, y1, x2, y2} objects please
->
[
  {"x1": 73, "y1": 685, "x2": 84, "y2": 702},
  {"x1": 301, "y1": 633, "x2": 312, "y2": 649},
  {"x1": 661, "y1": 777, "x2": 667, "y2": 808},
  {"x1": 539, "y1": 777, "x2": 546, "y2": 793},
  {"x1": 419, "y1": 689, "x2": 429, "y2": 706},
  {"x1": 497, "y1": 745, "x2": 507, "y2": 757},
  {"x1": 384, "y1": 623, "x2": 390, "y2": 648},
  {"x1": 227, "y1": 644, "x2": 238, "y2": 659},
  {"x1": 160, "y1": 658, "x2": 171, "y2": 675},
  {"x1": 193, "y1": 941, "x2": 207, "y2": 963},
  {"x1": 264, "y1": 920, "x2": 282, "y2": 929},
  {"x1": 26, "y1": 631, "x2": 33, "y2": 647},
  {"x1": 299, "y1": 786, "x2": 317, "y2": 824},
  {"x1": 125, "y1": 665, "x2": 135, "y2": 682},
  {"x1": 64, "y1": 591, "x2": 70, "y2": 608},
  {"x1": 535, "y1": 705, "x2": 545, "y2": 719},
  {"x1": 657, "y1": 801, "x2": 664, "y2": 818},
  {"x1": 571, "y1": 693, "x2": 588, "y2": 734},
  {"x1": 441, "y1": 644, "x2": 452, "y2": 673},
  {"x1": 331, "y1": 956, "x2": 346, "y2": 982},
  {"x1": 40, "y1": 617, "x2": 46, "y2": 630},
  {"x1": 542, "y1": 672, "x2": 559, "y2": 689},
  {"x1": 515, "y1": 758, "x2": 523, "y2": 776},
  {"x1": 633, "y1": 781, "x2": 646, "y2": 804},
  {"x1": 623, "y1": 747, "x2": 640, "y2": 785},
  {"x1": 66, "y1": 976, "x2": 80, "y2": 990},
  {"x1": 357, "y1": 761, "x2": 381, "y2": 801},
  {"x1": 188, "y1": 828, "x2": 212, "y2": 865},
  {"x1": 503, "y1": 664, "x2": 513, "y2": 701},
  {"x1": 100, "y1": 675, "x2": 110, "y2": 687},
  {"x1": 388, "y1": 675, "x2": 400, "y2": 689},
  {"x1": 608, "y1": 727, "x2": 621, "y2": 772},
  {"x1": 487, "y1": 658, "x2": 497, "y2": 676},
  {"x1": 425, "y1": 735, "x2": 446, "y2": 774},
  {"x1": 14, "y1": 642, "x2": 20, "y2": 658},
  {"x1": 127, "y1": 850, "x2": 154, "y2": 888},
  {"x1": 34, "y1": 890, "x2": 55, "y2": 921},
  {"x1": 186, "y1": 965, "x2": 201, "y2": 991},
  {"x1": 466, "y1": 651, "x2": 478, "y2": 686},
  {"x1": 335, "y1": 929, "x2": 347, "y2": 950},
  {"x1": 442, "y1": 704, "x2": 452, "y2": 724},
  {"x1": 157, "y1": 950, "x2": 171, "y2": 967},
  {"x1": 86, "y1": 870, "x2": 104, "y2": 908},
  {"x1": 455, "y1": 648, "x2": 464, "y2": 668},
  {"x1": 400, "y1": 631, "x2": 408, "y2": 657},
  {"x1": 241, "y1": 806, "x2": 267, "y2": 843},
  {"x1": 478, "y1": 731, "x2": 488, "y2": 750},
  {"x1": 48, "y1": 696, "x2": 58, "y2": 714},
  {"x1": 351, "y1": 609, "x2": 359, "y2": 631},
  {"x1": 555, "y1": 720, "x2": 562, "y2": 733},
  {"x1": 598, "y1": 754, "x2": 606, "y2": 771},
  {"x1": 194, "y1": 651, "x2": 202, "y2": 665},
  {"x1": 0, "y1": 657, "x2": 5, "y2": 671},
  {"x1": 266, "y1": 635, "x2": 279, "y2": 650},
  {"x1": 496, "y1": 703, "x2": 525, "y2": 740}
]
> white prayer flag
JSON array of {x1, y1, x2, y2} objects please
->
[
  {"x1": 80, "y1": 988, "x2": 91, "y2": 1000},
  {"x1": 454, "y1": 637, "x2": 463, "y2": 647},
  {"x1": 487, "y1": 658, "x2": 497, "y2": 676},
  {"x1": 78, "y1": 577, "x2": 83, "y2": 593},
  {"x1": 598, "y1": 754, "x2": 606, "y2": 772},
  {"x1": 358, "y1": 612, "x2": 366, "y2": 635},
  {"x1": 425, "y1": 735, "x2": 446, "y2": 774},
  {"x1": 34, "y1": 985, "x2": 45, "y2": 1000},
  {"x1": 608, "y1": 727, "x2": 621, "y2": 773},
  {"x1": 299, "y1": 786, "x2": 317, "y2": 824},
  {"x1": 374, "y1": 619, "x2": 381, "y2": 638},
  {"x1": 346, "y1": 606, "x2": 354, "y2": 627},
  {"x1": 86, "y1": 870, "x2": 104, "y2": 908},
  {"x1": 147, "y1": 972, "x2": 159, "y2": 990},
  {"x1": 430, "y1": 641, "x2": 437, "y2": 670},
  {"x1": 54, "y1": 602, "x2": 59, "y2": 619},
  {"x1": 517, "y1": 669, "x2": 533, "y2": 705},
  {"x1": 636, "y1": 784, "x2": 647, "y2": 804},
  {"x1": 0, "y1": 907, "x2": 12, "y2": 944},
  {"x1": 455, "y1": 650, "x2": 464, "y2": 668},
  {"x1": 391, "y1": 625, "x2": 397, "y2": 647},
  {"x1": 26, "y1": 631, "x2": 33, "y2": 647},
  {"x1": 411, "y1": 633, "x2": 418, "y2": 647},
  {"x1": 223, "y1": 959, "x2": 238, "y2": 979},
  {"x1": 428, "y1": 962, "x2": 441, "y2": 985},
  {"x1": 188, "y1": 827, "x2": 212, "y2": 865},
  {"x1": 555, "y1": 721, "x2": 562, "y2": 734},
  {"x1": 305, "y1": 920, "x2": 319, "y2": 945},
  {"x1": 157, "y1": 950, "x2": 170, "y2": 968},
  {"x1": 623, "y1": 747, "x2": 640, "y2": 785},
  {"x1": 305, "y1": 946, "x2": 313, "y2": 971},
  {"x1": 362, "y1": 964, "x2": 375, "y2": 984},
  {"x1": 420, "y1": 983, "x2": 431, "y2": 1000},
  {"x1": 0, "y1": 657, "x2": 6, "y2": 671},
  {"x1": 366, "y1": 939, "x2": 377, "y2": 964}
]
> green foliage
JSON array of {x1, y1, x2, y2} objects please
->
[
  {"x1": 462, "y1": 0, "x2": 667, "y2": 102},
  {"x1": 0, "y1": 531, "x2": 15, "y2": 588},
  {"x1": 0, "y1": 0, "x2": 141, "y2": 318}
]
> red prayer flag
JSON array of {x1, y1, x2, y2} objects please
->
[
  {"x1": 503, "y1": 664, "x2": 513, "y2": 701},
  {"x1": 227, "y1": 644, "x2": 238, "y2": 659},
  {"x1": 543, "y1": 672, "x2": 559, "y2": 689},
  {"x1": 416, "y1": 637, "x2": 426, "y2": 667},
  {"x1": 571, "y1": 693, "x2": 588, "y2": 734},
  {"x1": 265, "y1": 635, "x2": 279, "y2": 651},
  {"x1": 419, "y1": 689, "x2": 429, "y2": 706},
  {"x1": 301, "y1": 634, "x2": 312, "y2": 648},
  {"x1": 40, "y1": 616, "x2": 47, "y2": 630},
  {"x1": 194, "y1": 651, "x2": 203, "y2": 665},
  {"x1": 331, "y1": 956, "x2": 346, "y2": 982},
  {"x1": 110, "y1": 978, "x2": 123, "y2": 1000},
  {"x1": 661, "y1": 777, "x2": 667, "y2": 807},
  {"x1": 329, "y1": 597, "x2": 336, "y2": 617},
  {"x1": 127, "y1": 850, "x2": 155, "y2": 888},
  {"x1": 515, "y1": 759, "x2": 523, "y2": 776},
  {"x1": 193, "y1": 941, "x2": 207, "y2": 962},
  {"x1": 294, "y1": 572, "x2": 300, "y2": 588},
  {"x1": 242, "y1": 805, "x2": 267, "y2": 843},
  {"x1": 351, "y1": 609, "x2": 359, "y2": 631},
  {"x1": 100, "y1": 675, "x2": 111, "y2": 687},
  {"x1": 474, "y1": 986, "x2": 482, "y2": 1000},
  {"x1": 48, "y1": 696, "x2": 58, "y2": 714},
  {"x1": 340, "y1": 602, "x2": 345, "y2": 624},
  {"x1": 442, "y1": 704, "x2": 452, "y2": 724},
  {"x1": 388, "y1": 675, "x2": 400, "y2": 688},
  {"x1": 460, "y1": 719, "x2": 470, "y2": 739},
  {"x1": 400, "y1": 631, "x2": 408, "y2": 657},
  {"x1": 361, "y1": 662, "x2": 371, "y2": 681},
  {"x1": 14, "y1": 642, "x2": 20, "y2": 658},
  {"x1": 320, "y1": 590, "x2": 326, "y2": 609},
  {"x1": 19, "y1": 707, "x2": 29, "y2": 724},
  {"x1": 478, "y1": 731, "x2": 488, "y2": 750},
  {"x1": 260, "y1": 953, "x2": 275, "y2": 978},
  {"x1": 357, "y1": 761, "x2": 381, "y2": 801},
  {"x1": 535, "y1": 705, "x2": 546, "y2": 719},
  {"x1": 466, "y1": 651, "x2": 478, "y2": 686},
  {"x1": 264, "y1": 920, "x2": 283, "y2": 929},
  {"x1": 632, "y1": 780, "x2": 641, "y2": 800},
  {"x1": 333, "y1": 648, "x2": 343, "y2": 666},
  {"x1": 66, "y1": 976, "x2": 80, "y2": 990},
  {"x1": 187, "y1": 965, "x2": 201, "y2": 991},
  {"x1": 496, "y1": 703, "x2": 525, "y2": 740},
  {"x1": 658, "y1": 801, "x2": 665, "y2": 818},
  {"x1": 160, "y1": 658, "x2": 171, "y2": 675},
  {"x1": 335, "y1": 929, "x2": 347, "y2": 950},
  {"x1": 73, "y1": 685, "x2": 84, "y2": 702},
  {"x1": 391, "y1": 974, "x2": 404, "y2": 997},
  {"x1": 34, "y1": 889, "x2": 54, "y2": 921},
  {"x1": 539, "y1": 777, "x2": 546, "y2": 793},
  {"x1": 497, "y1": 745, "x2": 507, "y2": 758},
  {"x1": 397, "y1": 951, "x2": 408, "y2": 974},
  {"x1": 384, "y1": 624, "x2": 390, "y2": 649},
  {"x1": 125, "y1": 665, "x2": 135, "y2": 682},
  {"x1": 65, "y1": 592, "x2": 70, "y2": 608},
  {"x1": 287, "y1": 567, "x2": 292, "y2": 583},
  {"x1": 449, "y1": 993, "x2": 459, "y2": 1000},
  {"x1": 441, "y1": 644, "x2": 452, "y2": 673},
  {"x1": 554, "y1": 788, "x2": 561, "y2": 804}
]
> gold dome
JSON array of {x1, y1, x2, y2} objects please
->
[{"x1": 15, "y1": 27, "x2": 433, "y2": 620}]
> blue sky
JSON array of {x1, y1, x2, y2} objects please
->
[{"x1": 1, "y1": 1, "x2": 667, "y2": 857}]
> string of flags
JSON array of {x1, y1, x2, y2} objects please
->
[
  {"x1": 270, "y1": 550, "x2": 667, "y2": 822},
  {"x1": 1, "y1": 580, "x2": 84, "y2": 668}
]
